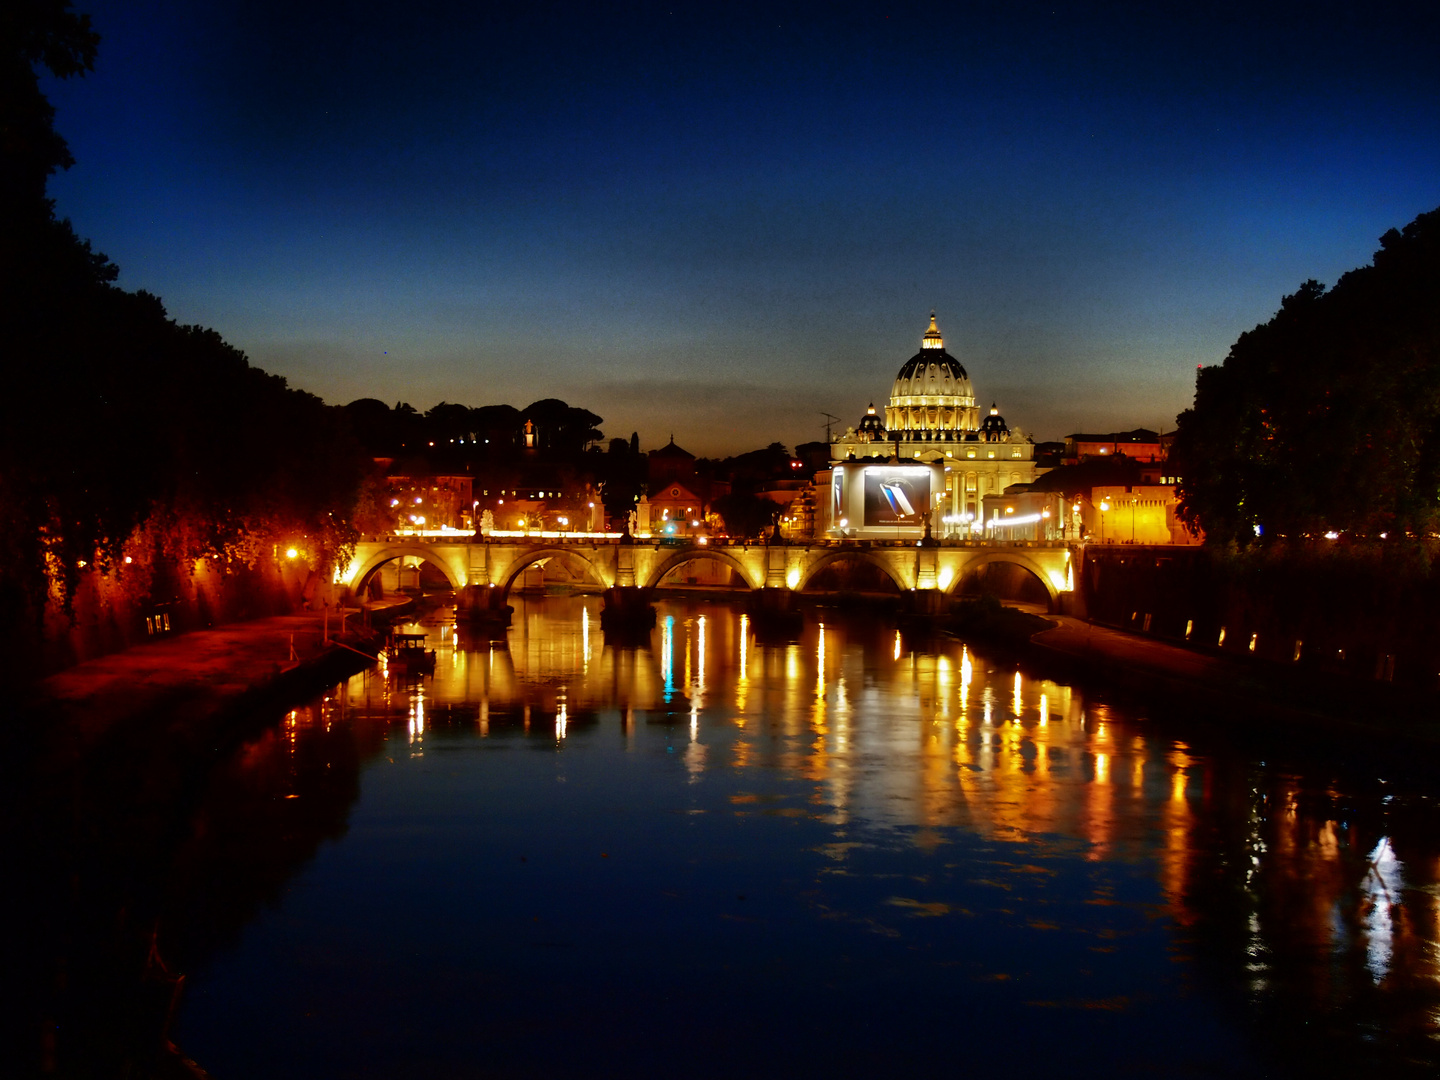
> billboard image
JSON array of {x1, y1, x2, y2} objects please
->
[{"x1": 862, "y1": 466, "x2": 931, "y2": 527}]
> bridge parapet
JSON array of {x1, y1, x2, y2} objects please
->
[{"x1": 342, "y1": 536, "x2": 1078, "y2": 609}]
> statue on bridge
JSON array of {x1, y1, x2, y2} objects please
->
[{"x1": 480, "y1": 509, "x2": 495, "y2": 536}]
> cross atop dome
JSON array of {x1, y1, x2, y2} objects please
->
[{"x1": 921, "y1": 310, "x2": 944, "y2": 350}]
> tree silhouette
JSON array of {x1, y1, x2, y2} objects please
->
[
  {"x1": 1171, "y1": 207, "x2": 1440, "y2": 543},
  {"x1": 1, "y1": 7, "x2": 369, "y2": 679}
]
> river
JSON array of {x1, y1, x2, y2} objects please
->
[{"x1": 26, "y1": 594, "x2": 1440, "y2": 1078}]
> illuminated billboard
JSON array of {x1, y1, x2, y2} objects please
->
[{"x1": 863, "y1": 466, "x2": 931, "y2": 527}]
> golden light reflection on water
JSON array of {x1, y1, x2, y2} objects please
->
[{"x1": 344, "y1": 596, "x2": 1440, "y2": 1031}]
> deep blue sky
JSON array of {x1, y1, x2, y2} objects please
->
[{"x1": 43, "y1": 1, "x2": 1440, "y2": 455}]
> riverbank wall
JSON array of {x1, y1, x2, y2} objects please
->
[
  {"x1": 1077, "y1": 541, "x2": 1440, "y2": 694},
  {"x1": 22, "y1": 609, "x2": 384, "y2": 775}
]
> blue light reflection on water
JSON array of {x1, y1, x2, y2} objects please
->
[{"x1": 171, "y1": 596, "x2": 1440, "y2": 1078}]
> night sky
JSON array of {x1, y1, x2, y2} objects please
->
[{"x1": 42, "y1": 1, "x2": 1440, "y2": 456}]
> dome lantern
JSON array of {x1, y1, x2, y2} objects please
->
[{"x1": 921, "y1": 310, "x2": 944, "y2": 350}]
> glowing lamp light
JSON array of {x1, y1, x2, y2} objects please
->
[
  {"x1": 286, "y1": 548, "x2": 298, "y2": 559},
  {"x1": 1100, "y1": 501, "x2": 1111, "y2": 511}
]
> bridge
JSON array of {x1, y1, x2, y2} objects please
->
[{"x1": 340, "y1": 535, "x2": 1078, "y2": 611}]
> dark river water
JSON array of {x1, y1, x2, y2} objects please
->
[{"x1": 51, "y1": 596, "x2": 1440, "y2": 1078}]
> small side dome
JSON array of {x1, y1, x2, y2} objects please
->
[
  {"x1": 980, "y1": 402, "x2": 1009, "y2": 442},
  {"x1": 856, "y1": 402, "x2": 886, "y2": 442}
]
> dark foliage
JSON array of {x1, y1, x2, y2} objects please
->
[
  {"x1": 712, "y1": 490, "x2": 777, "y2": 539},
  {"x1": 1170, "y1": 207, "x2": 1440, "y2": 543},
  {"x1": 1, "y1": 4, "x2": 368, "y2": 676}
]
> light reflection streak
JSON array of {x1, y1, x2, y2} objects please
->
[
  {"x1": 817, "y1": 623, "x2": 826, "y2": 700},
  {"x1": 959, "y1": 647, "x2": 971, "y2": 714},
  {"x1": 1364, "y1": 837, "x2": 1402, "y2": 984},
  {"x1": 696, "y1": 615, "x2": 706, "y2": 696},
  {"x1": 683, "y1": 618, "x2": 693, "y2": 696},
  {"x1": 661, "y1": 616, "x2": 675, "y2": 696}
]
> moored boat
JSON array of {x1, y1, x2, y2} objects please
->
[{"x1": 383, "y1": 631, "x2": 436, "y2": 675}]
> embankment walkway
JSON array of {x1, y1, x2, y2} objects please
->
[{"x1": 25, "y1": 607, "x2": 389, "y2": 769}]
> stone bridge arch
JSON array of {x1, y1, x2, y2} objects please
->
[
  {"x1": 644, "y1": 547, "x2": 760, "y2": 591},
  {"x1": 951, "y1": 550, "x2": 1059, "y2": 608},
  {"x1": 795, "y1": 549, "x2": 909, "y2": 593},
  {"x1": 350, "y1": 545, "x2": 464, "y2": 593},
  {"x1": 497, "y1": 546, "x2": 609, "y2": 598}
]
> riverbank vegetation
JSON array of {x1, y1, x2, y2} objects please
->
[
  {"x1": 1161, "y1": 205, "x2": 1440, "y2": 693},
  {"x1": 2, "y1": 7, "x2": 369, "y2": 680},
  {"x1": 1170, "y1": 206, "x2": 1440, "y2": 544}
]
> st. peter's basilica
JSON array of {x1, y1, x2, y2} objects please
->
[{"x1": 828, "y1": 313, "x2": 1041, "y2": 538}]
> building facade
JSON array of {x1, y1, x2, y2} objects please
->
[{"x1": 828, "y1": 314, "x2": 1042, "y2": 538}]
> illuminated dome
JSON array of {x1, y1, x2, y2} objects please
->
[
  {"x1": 856, "y1": 402, "x2": 886, "y2": 442},
  {"x1": 885, "y1": 312, "x2": 979, "y2": 433}
]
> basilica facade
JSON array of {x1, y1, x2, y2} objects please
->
[{"x1": 828, "y1": 313, "x2": 1041, "y2": 539}]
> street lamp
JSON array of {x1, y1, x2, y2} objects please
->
[{"x1": 1099, "y1": 499, "x2": 1110, "y2": 543}]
